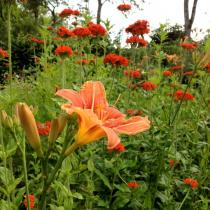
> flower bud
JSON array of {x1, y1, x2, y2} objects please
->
[
  {"x1": 16, "y1": 103, "x2": 43, "y2": 156},
  {"x1": 48, "y1": 113, "x2": 67, "y2": 144},
  {"x1": 0, "y1": 110, "x2": 13, "y2": 128}
]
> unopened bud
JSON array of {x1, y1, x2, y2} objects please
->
[
  {"x1": 16, "y1": 103, "x2": 43, "y2": 156},
  {"x1": 0, "y1": 110, "x2": 13, "y2": 128}
]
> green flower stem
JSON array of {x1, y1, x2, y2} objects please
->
[
  {"x1": 61, "y1": 59, "x2": 66, "y2": 88},
  {"x1": 177, "y1": 189, "x2": 190, "y2": 210}
]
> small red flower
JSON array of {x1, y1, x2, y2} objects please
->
[
  {"x1": 183, "y1": 178, "x2": 198, "y2": 189},
  {"x1": 127, "y1": 109, "x2": 143, "y2": 116},
  {"x1": 163, "y1": 70, "x2": 172, "y2": 76},
  {"x1": 57, "y1": 26, "x2": 75, "y2": 38},
  {"x1": 124, "y1": 70, "x2": 141, "y2": 78},
  {"x1": 170, "y1": 65, "x2": 183, "y2": 71},
  {"x1": 183, "y1": 71, "x2": 194, "y2": 76},
  {"x1": 0, "y1": 48, "x2": 9, "y2": 58},
  {"x1": 125, "y1": 20, "x2": 150, "y2": 36},
  {"x1": 76, "y1": 59, "x2": 89, "y2": 65},
  {"x1": 104, "y1": 53, "x2": 129, "y2": 67},
  {"x1": 36, "y1": 121, "x2": 51, "y2": 136},
  {"x1": 109, "y1": 143, "x2": 126, "y2": 153},
  {"x1": 169, "y1": 159, "x2": 175, "y2": 167},
  {"x1": 142, "y1": 81, "x2": 157, "y2": 91},
  {"x1": 55, "y1": 46, "x2": 73, "y2": 58},
  {"x1": 180, "y1": 42, "x2": 197, "y2": 50},
  {"x1": 59, "y1": 8, "x2": 80, "y2": 17},
  {"x1": 117, "y1": 4, "x2": 131, "y2": 11},
  {"x1": 72, "y1": 27, "x2": 91, "y2": 37},
  {"x1": 126, "y1": 36, "x2": 148, "y2": 47},
  {"x1": 173, "y1": 90, "x2": 194, "y2": 101},
  {"x1": 47, "y1": 26, "x2": 54, "y2": 31},
  {"x1": 31, "y1": 37, "x2": 44, "y2": 44},
  {"x1": 23, "y1": 194, "x2": 35, "y2": 209},
  {"x1": 127, "y1": 181, "x2": 139, "y2": 188},
  {"x1": 205, "y1": 62, "x2": 210, "y2": 72},
  {"x1": 88, "y1": 22, "x2": 107, "y2": 36}
]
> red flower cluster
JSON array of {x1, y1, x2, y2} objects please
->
[
  {"x1": 163, "y1": 70, "x2": 172, "y2": 76},
  {"x1": 76, "y1": 59, "x2": 90, "y2": 65},
  {"x1": 169, "y1": 65, "x2": 183, "y2": 71},
  {"x1": 55, "y1": 46, "x2": 73, "y2": 58},
  {"x1": 72, "y1": 27, "x2": 91, "y2": 37},
  {"x1": 205, "y1": 62, "x2": 210, "y2": 72},
  {"x1": 125, "y1": 20, "x2": 150, "y2": 36},
  {"x1": 124, "y1": 70, "x2": 141, "y2": 78},
  {"x1": 57, "y1": 26, "x2": 75, "y2": 38},
  {"x1": 117, "y1": 4, "x2": 131, "y2": 11},
  {"x1": 180, "y1": 42, "x2": 197, "y2": 50},
  {"x1": 23, "y1": 194, "x2": 35, "y2": 208},
  {"x1": 31, "y1": 37, "x2": 44, "y2": 44},
  {"x1": 36, "y1": 121, "x2": 51, "y2": 136},
  {"x1": 88, "y1": 22, "x2": 107, "y2": 36},
  {"x1": 59, "y1": 8, "x2": 80, "y2": 18},
  {"x1": 127, "y1": 181, "x2": 139, "y2": 188},
  {"x1": 142, "y1": 81, "x2": 157, "y2": 91},
  {"x1": 173, "y1": 90, "x2": 194, "y2": 101},
  {"x1": 183, "y1": 178, "x2": 198, "y2": 189},
  {"x1": 126, "y1": 36, "x2": 148, "y2": 47},
  {"x1": 169, "y1": 159, "x2": 175, "y2": 167},
  {"x1": 183, "y1": 71, "x2": 194, "y2": 76},
  {"x1": 0, "y1": 48, "x2": 9, "y2": 58},
  {"x1": 104, "y1": 53, "x2": 129, "y2": 67}
]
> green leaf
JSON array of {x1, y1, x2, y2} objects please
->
[{"x1": 94, "y1": 168, "x2": 111, "y2": 190}]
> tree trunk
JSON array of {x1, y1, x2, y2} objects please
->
[
  {"x1": 184, "y1": 0, "x2": 198, "y2": 37},
  {"x1": 96, "y1": 0, "x2": 102, "y2": 24}
]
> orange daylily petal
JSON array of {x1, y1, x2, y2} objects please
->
[
  {"x1": 101, "y1": 126, "x2": 121, "y2": 149},
  {"x1": 56, "y1": 89, "x2": 84, "y2": 107},
  {"x1": 101, "y1": 106, "x2": 125, "y2": 122},
  {"x1": 80, "y1": 81, "x2": 108, "y2": 110},
  {"x1": 113, "y1": 116, "x2": 150, "y2": 135}
]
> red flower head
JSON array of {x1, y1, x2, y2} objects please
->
[
  {"x1": 170, "y1": 65, "x2": 183, "y2": 71},
  {"x1": 117, "y1": 4, "x2": 131, "y2": 11},
  {"x1": 163, "y1": 70, "x2": 172, "y2": 76},
  {"x1": 0, "y1": 48, "x2": 9, "y2": 58},
  {"x1": 183, "y1": 71, "x2": 194, "y2": 76},
  {"x1": 76, "y1": 59, "x2": 89, "y2": 65},
  {"x1": 184, "y1": 178, "x2": 198, "y2": 189},
  {"x1": 124, "y1": 70, "x2": 141, "y2": 78},
  {"x1": 142, "y1": 81, "x2": 157, "y2": 91},
  {"x1": 109, "y1": 143, "x2": 125, "y2": 153},
  {"x1": 31, "y1": 37, "x2": 44, "y2": 44},
  {"x1": 169, "y1": 159, "x2": 175, "y2": 167},
  {"x1": 205, "y1": 62, "x2": 210, "y2": 72},
  {"x1": 125, "y1": 20, "x2": 150, "y2": 36},
  {"x1": 55, "y1": 46, "x2": 73, "y2": 58},
  {"x1": 57, "y1": 26, "x2": 75, "y2": 38},
  {"x1": 126, "y1": 36, "x2": 148, "y2": 47},
  {"x1": 36, "y1": 121, "x2": 51, "y2": 136},
  {"x1": 59, "y1": 8, "x2": 80, "y2": 17},
  {"x1": 23, "y1": 194, "x2": 35, "y2": 209},
  {"x1": 72, "y1": 27, "x2": 91, "y2": 37},
  {"x1": 47, "y1": 26, "x2": 54, "y2": 31},
  {"x1": 103, "y1": 53, "x2": 129, "y2": 67},
  {"x1": 88, "y1": 22, "x2": 107, "y2": 36},
  {"x1": 173, "y1": 90, "x2": 194, "y2": 101},
  {"x1": 180, "y1": 42, "x2": 197, "y2": 50},
  {"x1": 127, "y1": 181, "x2": 139, "y2": 188}
]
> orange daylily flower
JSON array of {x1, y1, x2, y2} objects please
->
[{"x1": 56, "y1": 81, "x2": 150, "y2": 151}]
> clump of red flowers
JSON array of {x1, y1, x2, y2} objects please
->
[
  {"x1": 31, "y1": 37, "x2": 44, "y2": 44},
  {"x1": 173, "y1": 90, "x2": 194, "y2": 101},
  {"x1": 57, "y1": 26, "x2": 75, "y2": 38},
  {"x1": 163, "y1": 70, "x2": 172, "y2": 77},
  {"x1": 103, "y1": 53, "x2": 129, "y2": 67},
  {"x1": 141, "y1": 81, "x2": 157, "y2": 91},
  {"x1": 127, "y1": 181, "x2": 139, "y2": 188},
  {"x1": 126, "y1": 36, "x2": 148, "y2": 47},
  {"x1": 124, "y1": 70, "x2": 141, "y2": 78},
  {"x1": 72, "y1": 27, "x2": 91, "y2": 37},
  {"x1": 23, "y1": 194, "x2": 35, "y2": 208},
  {"x1": 59, "y1": 8, "x2": 80, "y2": 18},
  {"x1": 169, "y1": 65, "x2": 183, "y2": 71},
  {"x1": 205, "y1": 62, "x2": 210, "y2": 72},
  {"x1": 36, "y1": 121, "x2": 51, "y2": 136},
  {"x1": 180, "y1": 42, "x2": 197, "y2": 50},
  {"x1": 88, "y1": 22, "x2": 107, "y2": 36},
  {"x1": 0, "y1": 48, "x2": 9, "y2": 58},
  {"x1": 117, "y1": 4, "x2": 131, "y2": 11},
  {"x1": 125, "y1": 20, "x2": 150, "y2": 36},
  {"x1": 183, "y1": 71, "x2": 194, "y2": 76},
  {"x1": 183, "y1": 178, "x2": 198, "y2": 189},
  {"x1": 55, "y1": 46, "x2": 73, "y2": 58}
]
